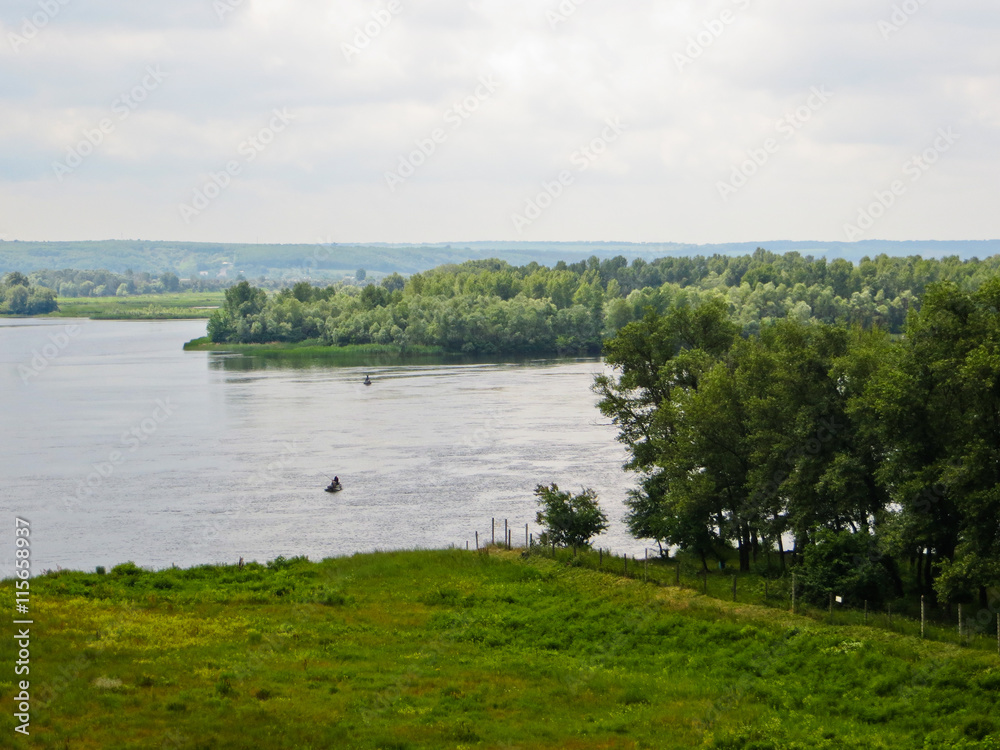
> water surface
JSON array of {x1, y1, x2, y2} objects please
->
[{"x1": 0, "y1": 318, "x2": 644, "y2": 573}]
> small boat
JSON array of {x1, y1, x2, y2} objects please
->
[
  {"x1": 325, "y1": 482, "x2": 342, "y2": 493},
  {"x1": 363, "y1": 374, "x2": 372, "y2": 386}
]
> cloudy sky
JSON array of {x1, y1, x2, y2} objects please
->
[{"x1": 0, "y1": 0, "x2": 997, "y2": 245}]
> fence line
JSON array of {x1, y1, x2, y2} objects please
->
[{"x1": 464, "y1": 518, "x2": 1000, "y2": 657}]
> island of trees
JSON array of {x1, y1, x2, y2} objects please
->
[{"x1": 206, "y1": 250, "x2": 1000, "y2": 355}]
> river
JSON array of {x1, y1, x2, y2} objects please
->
[{"x1": 0, "y1": 318, "x2": 646, "y2": 573}]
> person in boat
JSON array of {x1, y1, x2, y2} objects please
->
[
  {"x1": 333, "y1": 476, "x2": 339, "y2": 485},
  {"x1": 363, "y1": 374, "x2": 371, "y2": 385}
]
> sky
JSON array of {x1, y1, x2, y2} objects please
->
[{"x1": 0, "y1": 0, "x2": 997, "y2": 245}]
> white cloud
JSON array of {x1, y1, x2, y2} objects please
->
[{"x1": 0, "y1": 0, "x2": 997, "y2": 243}]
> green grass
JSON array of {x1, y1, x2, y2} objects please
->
[
  {"x1": 2, "y1": 550, "x2": 999, "y2": 749},
  {"x1": 48, "y1": 292, "x2": 225, "y2": 319},
  {"x1": 541, "y1": 546, "x2": 1000, "y2": 656}
]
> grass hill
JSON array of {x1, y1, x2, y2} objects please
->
[{"x1": 2, "y1": 549, "x2": 999, "y2": 749}]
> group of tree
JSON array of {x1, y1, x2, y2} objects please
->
[
  {"x1": 595, "y1": 279, "x2": 1000, "y2": 612},
  {"x1": 206, "y1": 251, "x2": 1000, "y2": 354},
  {"x1": 0, "y1": 272, "x2": 57, "y2": 314},
  {"x1": 26, "y1": 269, "x2": 228, "y2": 297}
]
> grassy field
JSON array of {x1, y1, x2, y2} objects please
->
[
  {"x1": 538, "y1": 546, "x2": 1000, "y2": 657},
  {"x1": 2, "y1": 549, "x2": 999, "y2": 749},
  {"x1": 49, "y1": 293, "x2": 225, "y2": 319}
]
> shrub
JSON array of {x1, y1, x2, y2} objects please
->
[{"x1": 534, "y1": 483, "x2": 608, "y2": 549}]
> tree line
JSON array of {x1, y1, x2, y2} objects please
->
[
  {"x1": 595, "y1": 279, "x2": 1000, "y2": 611},
  {"x1": 27, "y1": 269, "x2": 228, "y2": 298},
  {"x1": 207, "y1": 250, "x2": 1000, "y2": 355}
]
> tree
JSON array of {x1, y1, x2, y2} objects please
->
[
  {"x1": 291, "y1": 281, "x2": 313, "y2": 303},
  {"x1": 160, "y1": 272, "x2": 180, "y2": 292},
  {"x1": 2, "y1": 284, "x2": 29, "y2": 313},
  {"x1": 356, "y1": 268, "x2": 367, "y2": 282},
  {"x1": 534, "y1": 483, "x2": 608, "y2": 549}
]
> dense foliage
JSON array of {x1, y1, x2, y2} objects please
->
[
  {"x1": 27, "y1": 268, "x2": 226, "y2": 297},
  {"x1": 0, "y1": 271, "x2": 57, "y2": 314},
  {"x1": 534, "y1": 483, "x2": 609, "y2": 549},
  {"x1": 596, "y1": 278, "x2": 1000, "y2": 611},
  {"x1": 207, "y1": 250, "x2": 1000, "y2": 354}
]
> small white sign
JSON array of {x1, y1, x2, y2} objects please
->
[{"x1": 835, "y1": 596, "x2": 843, "y2": 603}]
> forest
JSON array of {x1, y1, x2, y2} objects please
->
[
  {"x1": 0, "y1": 271, "x2": 57, "y2": 314},
  {"x1": 596, "y1": 279, "x2": 1000, "y2": 614},
  {"x1": 207, "y1": 249, "x2": 1000, "y2": 353}
]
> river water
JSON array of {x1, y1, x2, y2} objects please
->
[{"x1": 0, "y1": 318, "x2": 646, "y2": 573}]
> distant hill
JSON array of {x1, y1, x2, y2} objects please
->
[{"x1": 1, "y1": 238, "x2": 997, "y2": 278}]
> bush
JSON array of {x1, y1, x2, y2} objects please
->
[{"x1": 534, "y1": 483, "x2": 608, "y2": 549}]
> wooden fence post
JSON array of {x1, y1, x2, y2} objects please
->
[
  {"x1": 475, "y1": 531, "x2": 479, "y2": 551},
  {"x1": 492, "y1": 518, "x2": 495, "y2": 546}
]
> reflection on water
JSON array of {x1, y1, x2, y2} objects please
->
[
  {"x1": 1, "y1": 318, "x2": 642, "y2": 573},
  {"x1": 207, "y1": 349, "x2": 588, "y2": 372}
]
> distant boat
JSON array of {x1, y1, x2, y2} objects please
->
[
  {"x1": 363, "y1": 374, "x2": 372, "y2": 386},
  {"x1": 324, "y1": 476, "x2": 343, "y2": 493}
]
